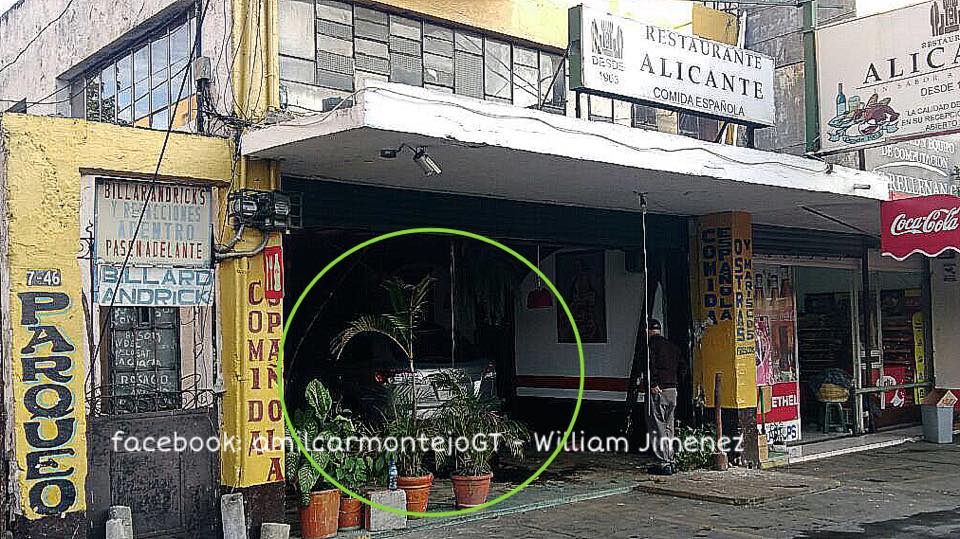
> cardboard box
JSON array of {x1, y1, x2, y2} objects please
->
[
  {"x1": 923, "y1": 389, "x2": 958, "y2": 408},
  {"x1": 757, "y1": 434, "x2": 769, "y2": 462}
]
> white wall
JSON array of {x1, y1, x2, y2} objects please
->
[
  {"x1": 0, "y1": 0, "x2": 231, "y2": 117},
  {"x1": 931, "y1": 257, "x2": 960, "y2": 389},
  {"x1": 514, "y1": 249, "x2": 645, "y2": 399}
]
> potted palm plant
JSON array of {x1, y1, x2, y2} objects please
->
[
  {"x1": 331, "y1": 276, "x2": 437, "y2": 514},
  {"x1": 286, "y1": 380, "x2": 361, "y2": 538},
  {"x1": 432, "y1": 371, "x2": 529, "y2": 508}
]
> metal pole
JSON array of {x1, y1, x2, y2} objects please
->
[
  {"x1": 640, "y1": 194, "x2": 652, "y2": 418},
  {"x1": 859, "y1": 247, "x2": 872, "y2": 433},
  {"x1": 450, "y1": 239, "x2": 456, "y2": 367},
  {"x1": 802, "y1": 0, "x2": 820, "y2": 154}
]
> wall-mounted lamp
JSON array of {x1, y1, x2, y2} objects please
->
[{"x1": 380, "y1": 144, "x2": 443, "y2": 176}]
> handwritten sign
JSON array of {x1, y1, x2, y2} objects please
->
[{"x1": 95, "y1": 178, "x2": 212, "y2": 267}]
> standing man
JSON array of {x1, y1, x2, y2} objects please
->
[{"x1": 647, "y1": 319, "x2": 686, "y2": 475}]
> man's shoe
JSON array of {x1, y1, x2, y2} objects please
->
[{"x1": 647, "y1": 463, "x2": 673, "y2": 476}]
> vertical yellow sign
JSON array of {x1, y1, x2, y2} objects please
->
[
  {"x1": 11, "y1": 285, "x2": 88, "y2": 519},
  {"x1": 692, "y1": 212, "x2": 757, "y2": 409},
  {"x1": 912, "y1": 312, "x2": 927, "y2": 402}
]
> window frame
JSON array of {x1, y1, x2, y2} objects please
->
[
  {"x1": 73, "y1": 12, "x2": 197, "y2": 130},
  {"x1": 101, "y1": 306, "x2": 184, "y2": 416}
]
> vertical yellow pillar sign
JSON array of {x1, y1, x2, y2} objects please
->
[
  {"x1": 12, "y1": 286, "x2": 88, "y2": 519},
  {"x1": 692, "y1": 212, "x2": 757, "y2": 409}
]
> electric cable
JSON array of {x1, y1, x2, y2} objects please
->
[
  {"x1": 89, "y1": 0, "x2": 213, "y2": 365},
  {"x1": 0, "y1": 0, "x2": 78, "y2": 76}
]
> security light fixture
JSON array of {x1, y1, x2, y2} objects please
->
[
  {"x1": 227, "y1": 189, "x2": 301, "y2": 232},
  {"x1": 379, "y1": 144, "x2": 443, "y2": 176},
  {"x1": 413, "y1": 147, "x2": 442, "y2": 176}
]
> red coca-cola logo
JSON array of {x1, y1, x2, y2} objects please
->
[{"x1": 890, "y1": 207, "x2": 960, "y2": 236}]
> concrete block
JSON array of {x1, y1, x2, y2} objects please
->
[
  {"x1": 221, "y1": 493, "x2": 248, "y2": 539},
  {"x1": 108, "y1": 506, "x2": 134, "y2": 539},
  {"x1": 260, "y1": 523, "x2": 290, "y2": 539},
  {"x1": 105, "y1": 519, "x2": 126, "y2": 539},
  {"x1": 364, "y1": 489, "x2": 407, "y2": 531}
]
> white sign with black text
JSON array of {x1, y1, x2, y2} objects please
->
[
  {"x1": 817, "y1": 1, "x2": 960, "y2": 154},
  {"x1": 568, "y1": 4, "x2": 776, "y2": 126},
  {"x1": 94, "y1": 178, "x2": 214, "y2": 307}
]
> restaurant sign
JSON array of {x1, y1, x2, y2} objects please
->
[
  {"x1": 568, "y1": 4, "x2": 776, "y2": 126},
  {"x1": 881, "y1": 194, "x2": 960, "y2": 260},
  {"x1": 817, "y1": 1, "x2": 960, "y2": 154},
  {"x1": 94, "y1": 178, "x2": 214, "y2": 307}
]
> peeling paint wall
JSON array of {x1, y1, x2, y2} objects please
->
[
  {"x1": 0, "y1": 113, "x2": 231, "y2": 524},
  {"x1": 743, "y1": 1, "x2": 856, "y2": 156},
  {"x1": 0, "y1": 0, "x2": 232, "y2": 118}
]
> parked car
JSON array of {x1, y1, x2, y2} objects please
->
[{"x1": 324, "y1": 323, "x2": 497, "y2": 423}]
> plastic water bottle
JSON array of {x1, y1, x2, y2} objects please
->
[{"x1": 388, "y1": 458, "x2": 398, "y2": 490}]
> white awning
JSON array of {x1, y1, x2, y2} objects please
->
[{"x1": 243, "y1": 81, "x2": 887, "y2": 235}]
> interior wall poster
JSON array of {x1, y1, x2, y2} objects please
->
[{"x1": 556, "y1": 250, "x2": 607, "y2": 343}]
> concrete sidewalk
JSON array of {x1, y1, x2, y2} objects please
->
[{"x1": 383, "y1": 440, "x2": 960, "y2": 538}]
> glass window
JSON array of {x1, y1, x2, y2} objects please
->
[
  {"x1": 75, "y1": 15, "x2": 195, "y2": 130},
  {"x1": 679, "y1": 113, "x2": 722, "y2": 142},
  {"x1": 539, "y1": 52, "x2": 566, "y2": 113},
  {"x1": 101, "y1": 65, "x2": 117, "y2": 124},
  {"x1": 484, "y1": 38, "x2": 511, "y2": 101},
  {"x1": 106, "y1": 307, "x2": 182, "y2": 414},
  {"x1": 632, "y1": 104, "x2": 657, "y2": 129}
]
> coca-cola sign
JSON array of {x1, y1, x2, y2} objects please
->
[{"x1": 882, "y1": 195, "x2": 960, "y2": 260}]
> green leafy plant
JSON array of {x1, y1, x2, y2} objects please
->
[
  {"x1": 431, "y1": 371, "x2": 529, "y2": 476},
  {"x1": 286, "y1": 380, "x2": 369, "y2": 505},
  {"x1": 674, "y1": 424, "x2": 717, "y2": 472},
  {"x1": 331, "y1": 276, "x2": 437, "y2": 477}
]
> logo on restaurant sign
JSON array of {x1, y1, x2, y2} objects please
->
[
  {"x1": 591, "y1": 18, "x2": 623, "y2": 59},
  {"x1": 931, "y1": 0, "x2": 960, "y2": 36}
]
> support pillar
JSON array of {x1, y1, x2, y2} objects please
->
[
  {"x1": 218, "y1": 160, "x2": 286, "y2": 536},
  {"x1": 690, "y1": 212, "x2": 759, "y2": 465}
]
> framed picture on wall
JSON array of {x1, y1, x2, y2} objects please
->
[{"x1": 556, "y1": 250, "x2": 607, "y2": 344}]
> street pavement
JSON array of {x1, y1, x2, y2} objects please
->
[{"x1": 391, "y1": 440, "x2": 960, "y2": 538}]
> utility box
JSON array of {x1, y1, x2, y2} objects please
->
[{"x1": 921, "y1": 389, "x2": 957, "y2": 444}]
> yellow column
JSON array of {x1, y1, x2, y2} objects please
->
[
  {"x1": 219, "y1": 0, "x2": 285, "y2": 495},
  {"x1": 691, "y1": 212, "x2": 758, "y2": 409},
  {"x1": 218, "y1": 161, "x2": 285, "y2": 488}
]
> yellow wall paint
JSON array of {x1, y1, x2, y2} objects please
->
[
  {"x1": 218, "y1": 160, "x2": 286, "y2": 488},
  {"x1": 222, "y1": 0, "x2": 286, "y2": 488},
  {"x1": 0, "y1": 113, "x2": 232, "y2": 519},
  {"x1": 372, "y1": 0, "x2": 737, "y2": 49},
  {"x1": 691, "y1": 212, "x2": 757, "y2": 410}
]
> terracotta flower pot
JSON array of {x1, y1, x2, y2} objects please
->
[
  {"x1": 396, "y1": 473, "x2": 434, "y2": 515},
  {"x1": 451, "y1": 473, "x2": 493, "y2": 508},
  {"x1": 338, "y1": 495, "x2": 363, "y2": 531},
  {"x1": 298, "y1": 489, "x2": 341, "y2": 539}
]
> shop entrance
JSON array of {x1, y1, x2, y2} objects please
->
[
  {"x1": 755, "y1": 257, "x2": 930, "y2": 446},
  {"x1": 756, "y1": 264, "x2": 859, "y2": 445}
]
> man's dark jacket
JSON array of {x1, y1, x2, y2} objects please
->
[{"x1": 649, "y1": 334, "x2": 686, "y2": 390}]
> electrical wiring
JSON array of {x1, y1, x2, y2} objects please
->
[
  {"x1": 261, "y1": 85, "x2": 833, "y2": 175},
  {"x1": 0, "y1": 0, "x2": 78, "y2": 76},
  {"x1": 90, "y1": 0, "x2": 213, "y2": 365}
]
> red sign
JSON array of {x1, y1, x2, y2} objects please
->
[
  {"x1": 762, "y1": 381, "x2": 800, "y2": 423},
  {"x1": 263, "y1": 245, "x2": 284, "y2": 302},
  {"x1": 881, "y1": 195, "x2": 960, "y2": 261}
]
